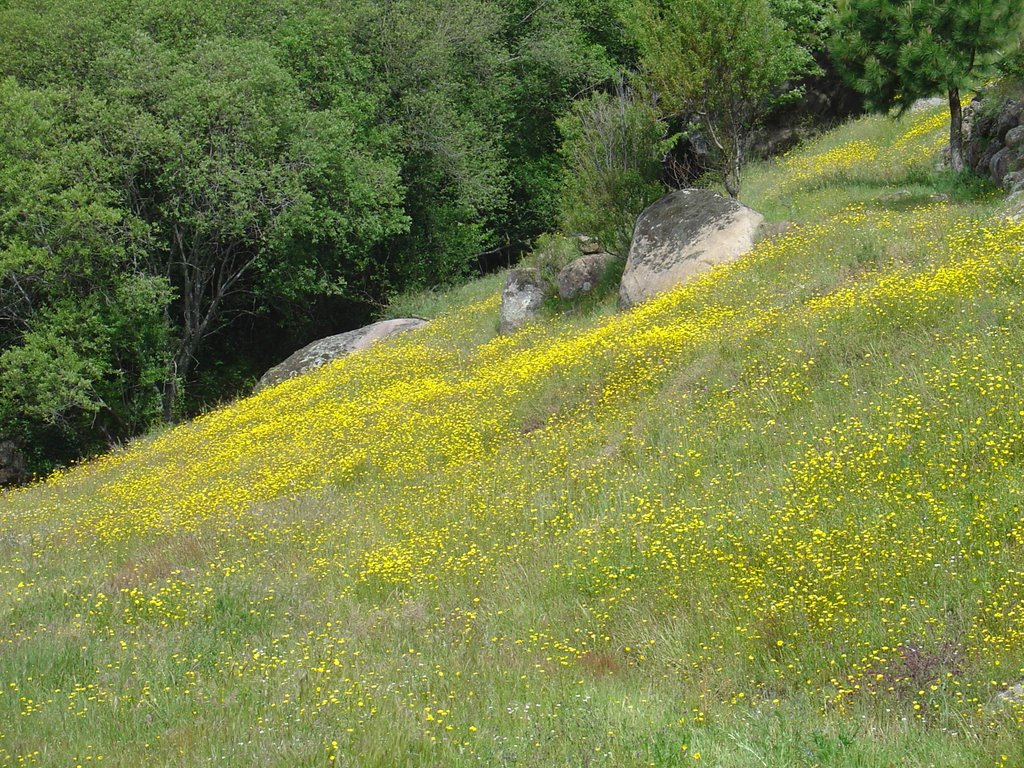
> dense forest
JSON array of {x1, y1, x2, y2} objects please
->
[{"x1": 4, "y1": 0, "x2": 1014, "y2": 473}]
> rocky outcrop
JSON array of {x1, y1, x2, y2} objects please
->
[
  {"x1": 618, "y1": 189, "x2": 763, "y2": 310},
  {"x1": 257, "y1": 318, "x2": 428, "y2": 391},
  {"x1": 0, "y1": 441, "x2": 27, "y2": 486},
  {"x1": 499, "y1": 268, "x2": 547, "y2": 334},
  {"x1": 557, "y1": 252, "x2": 619, "y2": 300},
  {"x1": 1007, "y1": 125, "x2": 1024, "y2": 150},
  {"x1": 961, "y1": 94, "x2": 1024, "y2": 189},
  {"x1": 996, "y1": 682, "x2": 1024, "y2": 705},
  {"x1": 1007, "y1": 185, "x2": 1024, "y2": 221},
  {"x1": 960, "y1": 89, "x2": 1024, "y2": 220}
]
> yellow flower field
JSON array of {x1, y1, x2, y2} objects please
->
[{"x1": 1, "y1": 106, "x2": 1023, "y2": 766}]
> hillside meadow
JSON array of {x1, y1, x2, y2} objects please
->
[{"x1": 2, "y1": 105, "x2": 1024, "y2": 766}]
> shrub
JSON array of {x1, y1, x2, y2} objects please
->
[{"x1": 556, "y1": 83, "x2": 672, "y2": 257}]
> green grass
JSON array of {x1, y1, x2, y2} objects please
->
[
  {"x1": 2, "y1": 105, "x2": 1024, "y2": 767},
  {"x1": 383, "y1": 271, "x2": 506, "y2": 322}
]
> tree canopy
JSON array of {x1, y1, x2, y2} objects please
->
[
  {"x1": 0, "y1": 0, "x2": 850, "y2": 473},
  {"x1": 832, "y1": 0, "x2": 1024, "y2": 171},
  {"x1": 630, "y1": 0, "x2": 814, "y2": 197},
  {"x1": 0, "y1": 0, "x2": 627, "y2": 469}
]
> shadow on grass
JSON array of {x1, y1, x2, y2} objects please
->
[{"x1": 771, "y1": 167, "x2": 1000, "y2": 216}]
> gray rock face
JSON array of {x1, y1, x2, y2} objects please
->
[
  {"x1": 994, "y1": 100, "x2": 1023, "y2": 143},
  {"x1": 978, "y1": 141, "x2": 1004, "y2": 178},
  {"x1": 0, "y1": 441, "x2": 26, "y2": 486},
  {"x1": 1004, "y1": 170, "x2": 1024, "y2": 190},
  {"x1": 1006, "y1": 125, "x2": 1024, "y2": 150},
  {"x1": 1006, "y1": 186, "x2": 1024, "y2": 222},
  {"x1": 577, "y1": 235, "x2": 602, "y2": 255},
  {"x1": 499, "y1": 268, "x2": 547, "y2": 334},
  {"x1": 990, "y1": 147, "x2": 1017, "y2": 187},
  {"x1": 962, "y1": 94, "x2": 1024, "y2": 188},
  {"x1": 557, "y1": 252, "x2": 618, "y2": 300},
  {"x1": 257, "y1": 318, "x2": 428, "y2": 391},
  {"x1": 965, "y1": 119, "x2": 996, "y2": 171},
  {"x1": 618, "y1": 189, "x2": 763, "y2": 310}
]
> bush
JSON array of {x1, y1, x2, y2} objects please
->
[
  {"x1": 556, "y1": 84, "x2": 672, "y2": 257},
  {"x1": 525, "y1": 233, "x2": 580, "y2": 288}
]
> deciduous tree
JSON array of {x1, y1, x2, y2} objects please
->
[
  {"x1": 631, "y1": 0, "x2": 812, "y2": 197},
  {"x1": 0, "y1": 79, "x2": 172, "y2": 465}
]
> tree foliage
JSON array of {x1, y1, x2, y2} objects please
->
[
  {"x1": 0, "y1": 79, "x2": 172, "y2": 465},
  {"x1": 557, "y1": 84, "x2": 672, "y2": 256},
  {"x1": 630, "y1": 0, "x2": 813, "y2": 197},
  {"x1": 831, "y1": 0, "x2": 1024, "y2": 172},
  {"x1": 0, "y1": 0, "x2": 628, "y2": 469},
  {"x1": 769, "y1": 0, "x2": 837, "y2": 50},
  {"x1": 95, "y1": 34, "x2": 408, "y2": 418}
]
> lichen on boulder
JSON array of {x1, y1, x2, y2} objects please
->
[
  {"x1": 618, "y1": 189, "x2": 763, "y2": 310},
  {"x1": 499, "y1": 268, "x2": 548, "y2": 334}
]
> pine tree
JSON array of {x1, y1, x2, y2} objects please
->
[{"x1": 832, "y1": 0, "x2": 1023, "y2": 172}]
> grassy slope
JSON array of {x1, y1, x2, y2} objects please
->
[{"x1": 2, "y1": 106, "x2": 1024, "y2": 767}]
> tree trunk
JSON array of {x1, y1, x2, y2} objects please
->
[
  {"x1": 724, "y1": 172, "x2": 740, "y2": 199},
  {"x1": 162, "y1": 347, "x2": 193, "y2": 423},
  {"x1": 162, "y1": 370, "x2": 177, "y2": 423},
  {"x1": 724, "y1": 143, "x2": 742, "y2": 199},
  {"x1": 948, "y1": 87, "x2": 965, "y2": 173}
]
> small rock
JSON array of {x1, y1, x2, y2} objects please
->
[
  {"x1": 577, "y1": 235, "x2": 602, "y2": 255},
  {"x1": 1003, "y1": 170, "x2": 1024, "y2": 190},
  {"x1": 882, "y1": 189, "x2": 914, "y2": 205},
  {"x1": 997, "y1": 683, "x2": 1024, "y2": 705},
  {"x1": 499, "y1": 268, "x2": 547, "y2": 334},
  {"x1": 1006, "y1": 186, "x2": 1024, "y2": 222},
  {"x1": 557, "y1": 252, "x2": 618, "y2": 300},
  {"x1": 757, "y1": 221, "x2": 795, "y2": 240},
  {"x1": 1006, "y1": 125, "x2": 1024, "y2": 150},
  {"x1": 909, "y1": 96, "x2": 946, "y2": 113}
]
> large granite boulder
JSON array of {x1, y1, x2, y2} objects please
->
[
  {"x1": 994, "y1": 100, "x2": 1024, "y2": 144},
  {"x1": 618, "y1": 189, "x2": 763, "y2": 310},
  {"x1": 557, "y1": 252, "x2": 619, "y2": 300},
  {"x1": 0, "y1": 441, "x2": 26, "y2": 486},
  {"x1": 499, "y1": 268, "x2": 548, "y2": 334},
  {"x1": 990, "y1": 147, "x2": 1018, "y2": 188},
  {"x1": 257, "y1": 318, "x2": 428, "y2": 391},
  {"x1": 964, "y1": 106, "x2": 996, "y2": 171}
]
